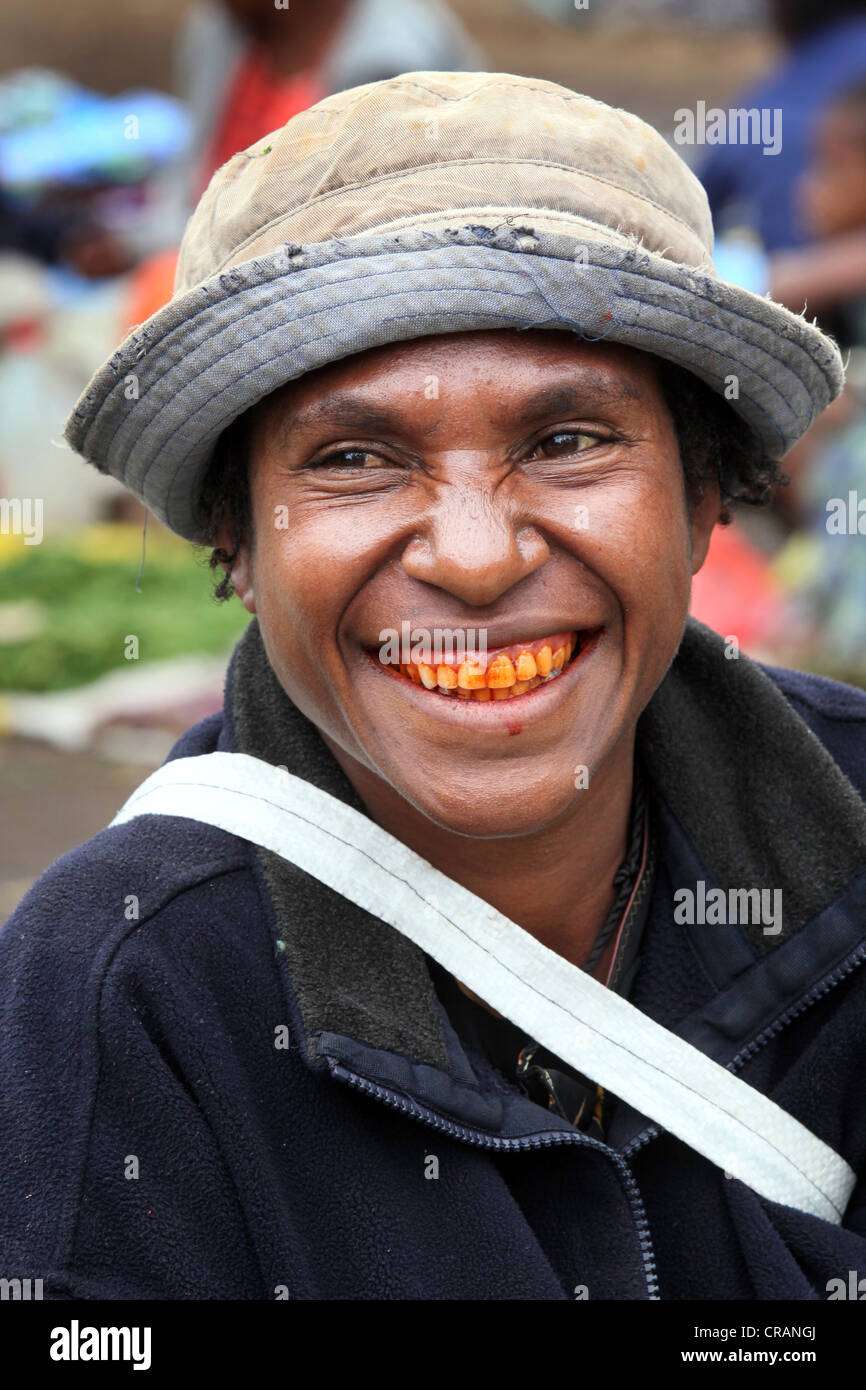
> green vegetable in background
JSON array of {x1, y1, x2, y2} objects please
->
[{"x1": 0, "y1": 526, "x2": 248, "y2": 692}]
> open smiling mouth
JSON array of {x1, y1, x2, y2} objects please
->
[{"x1": 368, "y1": 629, "x2": 603, "y2": 701}]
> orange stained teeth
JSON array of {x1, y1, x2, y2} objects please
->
[
  {"x1": 376, "y1": 628, "x2": 588, "y2": 698},
  {"x1": 536, "y1": 645, "x2": 553, "y2": 677},
  {"x1": 457, "y1": 658, "x2": 487, "y2": 689},
  {"x1": 486, "y1": 654, "x2": 517, "y2": 688},
  {"x1": 436, "y1": 664, "x2": 458, "y2": 689},
  {"x1": 515, "y1": 650, "x2": 537, "y2": 680}
]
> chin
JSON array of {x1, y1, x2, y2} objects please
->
[{"x1": 392, "y1": 767, "x2": 582, "y2": 841}]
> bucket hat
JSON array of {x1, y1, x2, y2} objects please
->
[{"x1": 64, "y1": 71, "x2": 845, "y2": 541}]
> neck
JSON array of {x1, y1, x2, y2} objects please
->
[
  {"x1": 322, "y1": 733, "x2": 636, "y2": 974},
  {"x1": 249, "y1": 1, "x2": 351, "y2": 77}
]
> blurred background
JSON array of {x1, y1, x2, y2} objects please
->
[{"x1": 2, "y1": 0, "x2": 866, "y2": 920}]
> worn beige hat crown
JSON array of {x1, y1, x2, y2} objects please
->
[
  {"x1": 176, "y1": 70, "x2": 712, "y2": 283},
  {"x1": 66, "y1": 71, "x2": 843, "y2": 540}
]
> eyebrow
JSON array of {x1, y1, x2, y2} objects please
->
[
  {"x1": 513, "y1": 375, "x2": 644, "y2": 424},
  {"x1": 277, "y1": 394, "x2": 402, "y2": 444}
]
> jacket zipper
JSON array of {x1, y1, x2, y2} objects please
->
[
  {"x1": 329, "y1": 1060, "x2": 660, "y2": 1299},
  {"x1": 622, "y1": 939, "x2": 866, "y2": 1162},
  {"x1": 730, "y1": 940, "x2": 866, "y2": 1071}
]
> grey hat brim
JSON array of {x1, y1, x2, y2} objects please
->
[{"x1": 64, "y1": 224, "x2": 844, "y2": 541}]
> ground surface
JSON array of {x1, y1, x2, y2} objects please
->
[{"x1": 0, "y1": 738, "x2": 153, "y2": 923}]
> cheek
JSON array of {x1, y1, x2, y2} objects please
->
[
  {"x1": 246, "y1": 484, "x2": 398, "y2": 743},
  {"x1": 573, "y1": 470, "x2": 694, "y2": 624},
  {"x1": 244, "y1": 493, "x2": 352, "y2": 700},
  {"x1": 248, "y1": 521, "x2": 365, "y2": 751},
  {"x1": 249, "y1": 478, "x2": 357, "y2": 624},
  {"x1": 250, "y1": 475, "x2": 427, "y2": 661},
  {"x1": 617, "y1": 524, "x2": 693, "y2": 717}
]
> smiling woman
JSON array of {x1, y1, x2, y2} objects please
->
[{"x1": 4, "y1": 71, "x2": 866, "y2": 1305}]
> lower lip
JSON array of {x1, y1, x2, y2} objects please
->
[{"x1": 360, "y1": 628, "x2": 605, "y2": 730}]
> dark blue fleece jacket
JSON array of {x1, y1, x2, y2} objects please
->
[{"x1": 2, "y1": 618, "x2": 866, "y2": 1300}]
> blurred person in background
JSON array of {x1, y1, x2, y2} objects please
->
[
  {"x1": 800, "y1": 81, "x2": 866, "y2": 246},
  {"x1": 770, "y1": 80, "x2": 866, "y2": 670},
  {"x1": 178, "y1": 0, "x2": 484, "y2": 197},
  {"x1": 700, "y1": 0, "x2": 866, "y2": 254},
  {"x1": 700, "y1": 64, "x2": 866, "y2": 663},
  {"x1": 777, "y1": 79, "x2": 866, "y2": 349},
  {"x1": 0, "y1": 186, "x2": 129, "y2": 279}
]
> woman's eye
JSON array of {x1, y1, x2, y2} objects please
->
[
  {"x1": 311, "y1": 449, "x2": 381, "y2": 469},
  {"x1": 532, "y1": 431, "x2": 602, "y2": 458}
]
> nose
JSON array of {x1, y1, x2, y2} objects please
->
[{"x1": 399, "y1": 478, "x2": 549, "y2": 607}]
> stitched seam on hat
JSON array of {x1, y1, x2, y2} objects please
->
[
  {"x1": 343, "y1": 76, "x2": 634, "y2": 106},
  {"x1": 147, "y1": 239, "x2": 832, "y2": 380},
  {"x1": 100, "y1": 228, "x2": 836, "y2": 382},
  {"x1": 209, "y1": 158, "x2": 708, "y2": 278},
  {"x1": 164, "y1": 237, "x2": 838, "y2": 380},
  {"x1": 80, "y1": 242, "x2": 835, "y2": 476},
  {"x1": 358, "y1": 204, "x2": 639, "y2": 238},
  {"x1": 181, "y1": 266, "x2": 810, "y2": 419}
]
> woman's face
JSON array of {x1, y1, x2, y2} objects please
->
[{"x1": 226, "y1": 330, "x2": 718, "y2": 837}]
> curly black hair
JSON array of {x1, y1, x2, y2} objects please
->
[
  {"x1": 195, "y1": 408, "x2": 255, "y2": 602},
  {"x1": 194, "y1": 358, "x2": 785, "y2": 602}
]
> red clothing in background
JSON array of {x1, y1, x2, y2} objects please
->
[{"x1": 199, "y1": 48, "x2": 324, "y2": 192}]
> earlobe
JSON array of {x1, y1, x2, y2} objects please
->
[
  {"x1": 235, "y1": 577, "x2": 257, "y2": 615},
  {"x1": 213, "y1": 521, "x2": 256, "y2": 612},
  {"x1": 230, "y1": 549, "x2": 256, "y2": 613}
]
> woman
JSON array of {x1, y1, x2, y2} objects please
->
[{"x1": 3, "y1": 72, "x2": 865, "y2": 1301}]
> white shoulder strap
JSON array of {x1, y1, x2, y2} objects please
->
[{"x1": 111, "y1": 751, "x2": 855, "y2": 1225}]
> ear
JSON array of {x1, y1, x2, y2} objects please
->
[
  {"x1": 689, "y1": 478, "x2": 722, "y2": 575},
  {"x1": 214, "y1": 519, "x2": 256, "y2": 613}
]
